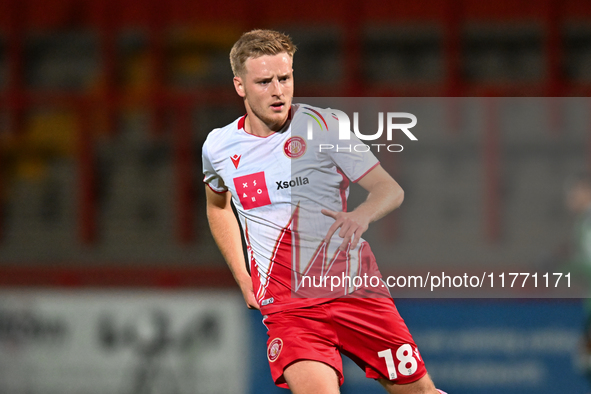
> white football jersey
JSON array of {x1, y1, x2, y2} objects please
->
[{"x1": 202, "y1": 103, "x2": 390, "y2": 314}]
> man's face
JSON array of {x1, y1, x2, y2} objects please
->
[
  {"x1": 234, "y1": 53, "x2": 294, "y2": 131},
  {"x1": 566, "y1": 182, "x2": 591, "y2": 214}
]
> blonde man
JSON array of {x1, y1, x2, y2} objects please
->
[{"x1": 203, "y1": 29, "x2": 445, "y2": 394}]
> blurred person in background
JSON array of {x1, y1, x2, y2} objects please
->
[
  {"x1": 564, "y1": 173, "x2": 591, "y2": 391},
  {"x1": 202, "y1": 29, "x2": 446, "y2": 394}
]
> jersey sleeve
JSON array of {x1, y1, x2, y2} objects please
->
[
  {"x1": 202, "y1": 137, "x2": 228, "y2": 193},
  {"x1": 324, "y1": 111, "x2": 380, "y2": 183}
]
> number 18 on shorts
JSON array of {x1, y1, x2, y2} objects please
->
[
  {"x1": 263, "y1": 298, "x2": 427, "y2": 388},
  {"x1": 378, "y1": 344, "x2": 420, "y2": 380}
]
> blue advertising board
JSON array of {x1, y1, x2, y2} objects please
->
[{"x1": 248, "y1": 299, "x2": 587, "y2": 394}]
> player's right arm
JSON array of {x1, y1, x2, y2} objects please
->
[{"x1": 205, "y1": 186, "x2": 260, "y2": 310}]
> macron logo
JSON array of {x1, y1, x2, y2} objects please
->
[{"x1": 231, "y1": 154, "x2": 241, "y2": 169}]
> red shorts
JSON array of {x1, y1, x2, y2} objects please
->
[{"x1": 263, "y1": 297, "x2": 427, "y2": 388}]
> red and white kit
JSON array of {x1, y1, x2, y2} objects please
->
[{"x1": 202, "y1": 103, "x2": 426, "y2": 386}]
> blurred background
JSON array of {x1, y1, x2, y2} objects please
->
[{"x1": 0, "y1": 0, "x2": 591, "y2": 393}]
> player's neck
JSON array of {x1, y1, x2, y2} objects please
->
[{"x1": 244, "y1": 110, "x2": 289, "y2": 138}]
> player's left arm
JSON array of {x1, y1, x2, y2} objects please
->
[{"x1": 322, "y1": 164, "x2": 403, "y2": 251}]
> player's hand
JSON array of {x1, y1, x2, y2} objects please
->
[
  {"x1": 321, "y1": 209, "x2": 369, "y2": 252},
  {"x1": 238, "y1": 278, "x2": 260, "y2": 310}
]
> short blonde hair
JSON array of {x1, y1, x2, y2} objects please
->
[{"x1": 230, "y1": 29, "x2": 297, "y2": 77}]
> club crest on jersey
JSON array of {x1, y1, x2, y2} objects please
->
[
  {"x1": 230, "y1": 154, "x2": 241, "y2": 169},
  {"x1": 267, "y1": 338, "x2": 283, "y2": 362},
  {"x1": 284, "y1": 136, "x2": 306, "y2": 159}
]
